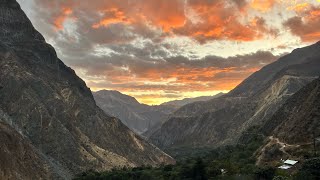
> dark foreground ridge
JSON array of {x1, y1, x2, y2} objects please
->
[{"x1": 0, "y1": 0, "x2": 174, "y2": 179}]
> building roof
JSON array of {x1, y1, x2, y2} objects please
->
[
  {"x1": 284, "y1": 159, "x2": 298, "y2": 165},
  {"x1": 278, "y1": 165, "x2": 292, "y2": 170}
]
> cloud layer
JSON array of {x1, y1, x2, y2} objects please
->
[{"x1": 18, "y1": 0, "x2": 320, "y2": 104}]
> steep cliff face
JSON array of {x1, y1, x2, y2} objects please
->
[
  {"x1": 0, "y1": 1, "x2": 174, "y2": 179},
  {"x1": 93, "y1": 90, "x2": 176, "y2": 134},
  {"x1": 149, "y1": 42, "x2": 320, "y2": 151},
  {"x1": 256, "y1": 78, "x2": 320, "y2": 165},
  {"x1": 262, "y1": 77, "x2": 320, "y2": 144},
  {"x1": 0, "y1": 121, "x2": 53, "y2": 180}
]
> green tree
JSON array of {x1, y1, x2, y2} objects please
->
[
  {"x1": 192, "y1": 158, "x2": 207, "y2": 180},
  {"x1": 295, "y1": 158, "x2": 320, "y2": 180},
  {"x1": 254, "y1": 166, "x2": 276, "y2": 180},
  {"x1": 206, "y1": 162, "x2": 221, "y2": 178}
]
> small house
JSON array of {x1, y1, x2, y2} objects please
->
[{"x1": 278, "y1": 159, "x2": 298, "y2": 170}]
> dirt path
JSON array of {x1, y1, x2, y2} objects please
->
[{"x1": 256, "y1": 136, "x2": 301, "y2": 165}]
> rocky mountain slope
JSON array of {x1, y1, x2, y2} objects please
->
[
  {"x1": 93, "y1": 90, "x2": 224, "y2": 134},
  {"x1": 262, "y1": 77, "x2": 320, "y2": 144},
  {"x1": 0, "y1": 1, "x2": 174, "y2": 179},
  {"x1": 149, "y1": 41, "x2": 320, "y2": 151},
  {"x1": 0, "y1": 120, "x2": 53, "y2": 180},
  {"x1": 256, "y1": 77, "x2": 320, "y2": 165},
  {"x1": 93, "y1": 90, "x2": 176, "y2": 134}
]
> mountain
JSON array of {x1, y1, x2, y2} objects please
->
[
  {"x1": 256, "y1": 77, "x2": 320, "y2": 164},
  {"x1": 161, "y1": 93, "x2": 225, "y2": 108},
  {"x1": 93, "y1": 90, "x2": 224, "y2": 134},
  {"x1": 0, "y1": 120, "x2": 53, "y2": 179},
  {"x1": 93, "y1": 90, "x2": 176, "y2": 134},
  {"x1": 149, "y1": 41, "x2": 320, "y2": 152},
  {"x1": 0, "y1": 1, "x2": 174, "y2": 179},
  {"x1": 262, "y1": 77, "x2": 320, "y2": 144}
]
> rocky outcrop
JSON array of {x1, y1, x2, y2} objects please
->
[
  {"x1": 93, "y1": 90, "x2": 176, "y2": 134},
  {"x1": 149, "y1": 41, "x2": 320, "y2": 151},
  {"x1": 0, "y1": 0, "x2": 174, "y2": 179},
  {"x1": 0, "y1": 121, "x2": 53, "y2": 180},
  {"x1": 262, "y1": 77, "x2": 320, "y2": 144},
  {"x1": 256, "y1": 77, "x2": 320, "y2": 165}
]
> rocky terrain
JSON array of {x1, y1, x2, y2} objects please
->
[
  {"x1": 93, "y1": 90, "x2": 224, "y2": 135},
  {"x1": 0, "y1": 1, "x2": 174, "y2": 179},
  {"x1": 256, "y1": 77, "x2": 320, "y2": 165},
  {"x1": 0, "y1": 120, "x2": 52, "y2": 179},
  {"x1": 262, "y1": 77, "x2": 320, "y2": 144},
  {"x1": 149, "y1": 41, "x2": 320, "y2": 151},
  {"x1": 93, "y1": 90, "x2": 176, "y2": 134}
]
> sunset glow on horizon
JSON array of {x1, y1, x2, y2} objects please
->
[{"x1": 18, "y1": 0, "x2": 320, "y2": 105}]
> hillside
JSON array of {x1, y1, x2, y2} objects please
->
[
  {"x1": 0, "y1": 120, "x2": 53, "y2": 179},
  {"x1": 255, "y1": 77, "x2": 320, "y2": 165},
  {"x1": 93, "y1": 90, "x2": 224, "y2": 135},
  {"x1": 262, "y1": 77, "x2": 320, "y2": 144},
  {"x1": 0, "y1": 1, "x2": 174, "y2": 179},
  {"x1": 149, "y1": 41, "x2": 320, "y2": 152},
  {"x1": 93, "y1": 90, "x2": 176, "y2": 134}
]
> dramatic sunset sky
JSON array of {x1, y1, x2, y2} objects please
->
[{"x1": 18, "y1": 0, "x2": 320, "y2": 105}]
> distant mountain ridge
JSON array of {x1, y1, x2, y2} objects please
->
[
  {"x1": 0, "y1": 1, "x2": 174, "y2": 179},
  {"x1": 93, "y1": 90, "x2": 225, "y2": 135},
  {"x1": 93, "y1": 90, "x2": 177, "y2": 134},
  {"x1": 161, "y1": 93, "x2": 225, "y2": 107},
  {"x1": 149, "y1": 41, "x2": 320, "y2": 152}
]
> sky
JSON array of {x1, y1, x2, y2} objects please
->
[{"x1": 17, "y1": 0, "x2": 320, "y2": 105}]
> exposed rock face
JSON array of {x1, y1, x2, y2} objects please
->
[
  {"x1": 0, "y1": 0, "x2": 174, "y2": 179},
  {"x1": 0, "y1": 121, "x2": 52, "y2": 180},
  {"x1": 262, "y1": 77, "x2": 320, "y2": 144},
  {"x1": 93, "y1": 90, "x2": 176, "y2": 134},
  {"x1": 149, "y1": 42, "x2": 320, "y2": 151}
]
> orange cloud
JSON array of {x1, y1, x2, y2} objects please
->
[
  {"x1": 31, "y1": 0, "x2": 282, "y2": 104},
  {"x1": 35, "y1": 0, "x2": 280, "y2": 43},
  {"x1": 92, "y1": 8, "x2": 132, "y2": 28},
  {"x1": 78, "y1": 50, "x2": 278, "y2": 101},
  {"x1": 172, "y1": 0, "x2": 265, "y2": 42},
  {"x1": 87, "y1": 66, "x2": 252, "y2": 105},
  {"x1": 287, "y1": 3, "x2": 309, "y2": 13},
  {"x1": 284, "y1": 6, "x2": 320, "y2": 42},
  {"x1": 251, "y1": 0, "x2": 276, "y2": 12},
  {"x1": 137, "y1": 0, "x2": 186, "y2": 32},
  {"x1": 54, "y1": 7, "x2": 73, "y2": 30}
]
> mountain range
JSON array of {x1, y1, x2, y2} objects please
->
[
  {"x1": 93, "y1": 90, "x2": 176, "y2": 134},
  {"x1": 148, "y1": 41, "x2": 320, "y2": 153},
  {"x1": 0, "y1": 1, "x2": 173, "y2": 179},
  {"x1": 93, "y1": 90, "x2": 224, "y2": 134},
  {"x1": 1, "y1": 0, "x2": 320, "y2": 179}
]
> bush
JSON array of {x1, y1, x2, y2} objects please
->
[
  {"x1": 273, "y1": 176, "x2": 289, "y2": 180},
  {"x1": 254, "y1": 166, "x2": 276, "y2": 180},
  {"x1": 295, "y1": 158, "x2": 320, "y2": 179}
]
